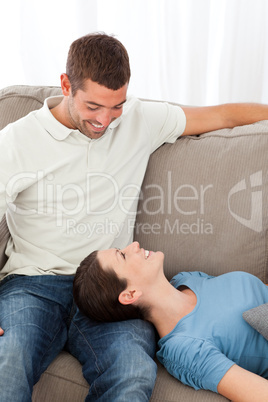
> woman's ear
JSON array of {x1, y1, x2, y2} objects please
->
[{"x1": 118, "y1": 289, "x2": 142, "y2": 305}]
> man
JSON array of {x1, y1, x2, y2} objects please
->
[{"x1": 0, "y1": 32, "x2": 268, "y2": 402}]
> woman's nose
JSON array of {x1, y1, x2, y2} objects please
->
[
  {"x1": 132, "y1": 241, "x2": 140, "y2": 250},
  {"x1": 124, "y1": 241, "x2": 140, "y2": 253}
]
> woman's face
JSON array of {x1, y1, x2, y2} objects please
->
[{"x1": 97, "y1": 241, "x2": 164, "y2": 287}]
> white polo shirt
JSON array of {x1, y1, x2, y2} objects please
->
[{"x1": 0, "y1": 95, "x2": 186, "y2": 277}]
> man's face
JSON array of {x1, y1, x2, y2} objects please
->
[{"x1": 62, "y1": 76, "x2": 128, "y2": 139}]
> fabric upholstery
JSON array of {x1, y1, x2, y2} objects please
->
[
  {"x1": 32, "y1": 351, "x2": 88, "y2": 401},
  {"x1": 0, "y1": 217, "x2": 8, "y2": 269},
  {"x1": 0, "y1": 85, "x2": 61, "y2": 129}
]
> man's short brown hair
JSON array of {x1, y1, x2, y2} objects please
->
[{"x1": 66, "y1": 32, "x2": 131, "y2": 95}]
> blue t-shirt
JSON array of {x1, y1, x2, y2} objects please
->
[{"x1": 157, "y1": 271, "x2": 268, "y2": 392}]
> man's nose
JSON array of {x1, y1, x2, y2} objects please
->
[{"x1": 96, "y1": 109, "x2": 113, "y2": 127}]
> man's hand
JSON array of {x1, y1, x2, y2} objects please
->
[{"x1": 0, "y1": 327, "x2": 4, "y2": 336}]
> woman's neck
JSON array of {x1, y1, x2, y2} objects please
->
[{"x1": 148, "y1": 283, "x2": 197, "y2": 338}]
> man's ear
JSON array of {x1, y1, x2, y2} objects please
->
[
  {"x1": 118, "y1": 289, "x2": 142, "y2": 305},
  {"x1": 60, "y1": 73, "x2": 71, "y2": 96}
]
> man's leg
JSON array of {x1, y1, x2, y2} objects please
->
[
  {"x1": 0, "y1": 274, "x2": 74, "y2": 402},
  {"x1": 67, "y1": 308, "x2": 157, "y2": 402}
]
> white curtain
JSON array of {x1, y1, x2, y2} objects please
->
[{"x1": 1, "y1": 0, "x2": 268, "y2": 106}]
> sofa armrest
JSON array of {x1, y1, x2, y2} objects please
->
[{"x1": 0, "y1": 216, "x2": 9, "y2": 270}]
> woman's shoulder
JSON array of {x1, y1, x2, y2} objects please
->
[{"x1": 170, "y1": 271, "x2": 213, "y2": 289}]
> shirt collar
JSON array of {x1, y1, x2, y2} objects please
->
[{"x1": 35, "y1": 96, "x2": 74, "y2": 140}]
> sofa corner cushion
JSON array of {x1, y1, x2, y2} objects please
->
[
  {"x1": 135, "y1": 120, "x2": 268, "y2": 282},
  {"x1": 243, "y1": 303, "x2": 268, "y2": 340},
  {"x1": 0, "y1": 85, "x2": 61, "y2": 129},
  {"x1": 0, "y1": 216, "x2": 9, "y2": 270}
]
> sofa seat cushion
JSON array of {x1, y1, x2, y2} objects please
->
[
  {"x1": 32, "y1": 352, "x2": 228, "y2": 401},
  {"x1": 32, "y1": 351, "x2": 89, "y2": 402}
]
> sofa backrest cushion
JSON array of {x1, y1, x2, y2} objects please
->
[{"x1": 134, "y1": 121, "x2": 268, "y2": 283}]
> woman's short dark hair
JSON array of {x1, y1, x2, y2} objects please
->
[
  {"x1": 66, "y1": 32, "x2": 131, "y2": 95},
  {"x1": 73, "y1": 251, "x2": 148, "y2": 323}
]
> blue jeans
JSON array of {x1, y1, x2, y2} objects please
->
[{"x1": 0, "y1": 275, "x2": 157, "y2": 402}]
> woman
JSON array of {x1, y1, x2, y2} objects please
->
[{"x1": 73, "y1": 241, "x2": 268, "y2": 401}]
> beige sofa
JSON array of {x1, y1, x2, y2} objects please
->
[{"x1": 1, "y1": 85, "x2": 268, "y2": 401}]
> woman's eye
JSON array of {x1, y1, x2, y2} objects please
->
[{"x1": 116, "y1": 248, "x2": 126, "y2": 260}]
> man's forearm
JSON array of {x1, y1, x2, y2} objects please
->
[
  {"x1": 181, "y1": 103, "x2": 268, "y2": 136},
  {"x1": 221, "y1": 102, "x2": 268, "y2": 128}
]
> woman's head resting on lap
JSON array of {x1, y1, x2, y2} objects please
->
[{"x1": 73, "y1": 241, "x2": 165, "y2": 322}]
